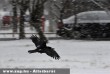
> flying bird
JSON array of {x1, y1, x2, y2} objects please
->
[{"x1": 28, "y1": 35, "x2": 60, "y2": 60}]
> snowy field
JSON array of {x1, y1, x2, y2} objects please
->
[{"x1": 0, "y1": 39, "x2": 110, "y2": 74}]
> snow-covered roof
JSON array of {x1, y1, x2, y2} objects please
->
[{"x1": 63, "y1": 11, "x2": 110, "y2": 24}]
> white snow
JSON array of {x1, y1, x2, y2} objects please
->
[
  {"x1": 63, "y1": 11, "x2": 110, "y2": 24},
  {"x1": 0, "y1": 39, "x2": 110, "y2": 74}
]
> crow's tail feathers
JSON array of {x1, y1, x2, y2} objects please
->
[{"x1": 45, "y1": 47, "x2": 60, "y2": 60}]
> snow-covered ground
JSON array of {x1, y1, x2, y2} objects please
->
[{"x1": 0, "y1": 39, "x2": 110, "y2": 74}]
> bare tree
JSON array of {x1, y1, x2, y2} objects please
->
[
  {"x1": 10, "y1": 0, "x2": 30, "y2": 39},
  {"x1": 10, "y1": 0, "x2": 48, "y2": 39},
  {"x1": 10, "y1": 0, "x2": 18, "y2": 35},
  {"x1": 18, "y1": 0, "x2": 30, "y2": 39},
  {"x1": 29, "y1": 0, "x2": 48, "y2": 41},
  {"x1": 49, "y1": 0, "x2": 70, "y2": 19}
]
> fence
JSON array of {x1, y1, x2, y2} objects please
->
[{"x1": 0, "y1": 32, "x2": 61, "y2": 40}]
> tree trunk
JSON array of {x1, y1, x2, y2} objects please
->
[
  {"x1": 12, "y1": 3, "x2": 18, "y2": 33},
  {"x1": 32, "y1": 21, "x2": 47, "y2": 42},
  {"x1": 19, "y1": 9, "x2": 25, "y2": 39}
]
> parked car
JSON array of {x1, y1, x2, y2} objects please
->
[{"x1": 57, "y1": 11, "x2": 110, "y2": 39}]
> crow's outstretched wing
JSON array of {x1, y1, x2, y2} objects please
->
[
  {"x1": 29, "y1": 35, "x2": 60, "y2": 60},
  {"x1": 30, "y1": 35, "x2": 40, "y2": 47},
  {"x1": 45, "y1": 47, "x2": 60, "y2": 60}
]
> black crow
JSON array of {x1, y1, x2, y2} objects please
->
[{"x1": 28, "y1": 35, "x2": 60, "y2": 60}]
